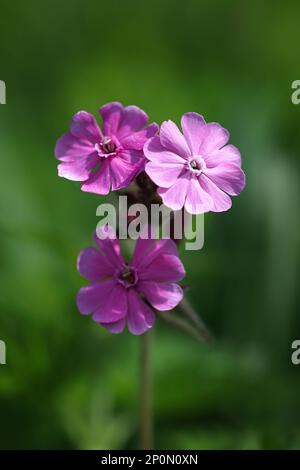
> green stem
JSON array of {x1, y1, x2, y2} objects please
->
[{"x1": 140, "y1": 330, "x2": 153, "y2": 450}]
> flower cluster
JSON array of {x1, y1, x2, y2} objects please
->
[{"x1": 55, "y1": 102, "x2": 245, "y2": 335}]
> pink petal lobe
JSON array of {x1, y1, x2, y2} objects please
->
[
  {"x1": 205, "y1": 144, "x2": 241, "y2": 167},
  {"x1": 81, "y1": 160, "x2": 111, "y2": 195},
  {"x1": 127, "y1": 289, "x2": 155, "y2": 335},
  {"x1": 77, "y1": 247, "x2": 114, "y2": 281},
  {"x1": 160, "y1": 120, "x2": 191, "y2": 158},
  {"x1": 116, "y1": 105, "x2": 149, "y2": 140},
  {"x1": 94, "y1": 230, "x2": 125, "y2": 268},
  {"x1": 200, "y1": 174, "x2": 232, "y2": 212},
  {"x1": 144, "y1": 137, "x2": 185, "y2": 188},
  {"x1": 57, "y1": 154, "x2": 98, "y2": 181},
  {"x1": 120, "y1": 123, "x2": 158, "y2": 150},
  {"x1": 139, "y1": 253, "x2": 186, "y2": 283},
  {"x1": 181, "y1": 112, "x2": 207, "y2": 155},
  {"x1": 145, "y1": 160, "x2": 184, "y2": 188},
  {"x1": 76, "y1": 280, "x2": 115, "y2": 315},
  {"x1": 55, "y1": 132, "x2": 96, "y2": 162},
  {"x1": 100, "y1": 102, "x2": 123, "y2": 136},
  {"x1": 185, "y1": 176, "x2": 213, "y2": 214},
  {"x1": 102, "y1": 318, "x2": 126, "y2": 334},
  {"x1": 131, "y1": 237, "x2": 178, "y2": 271},
  {"x1": 110, "y1": 149, "x2": 144, "y2": 191},
  {"x1": 144, "y1": 136, "x2": 185, "y2": 162},
  {"x1": 70, "y1": 111, "x2": 101, "y2": 143},
  {"x1": 204, "y1": 164, "x2": 246, "y2": 196},
  {"x1": 157, "y1": 171, "x2": 191, "y2": 210},
  {"x1": 93, "y1": 283, "x2": 127, "y2": 323},
  {"x1": 139, "y1": 281, "x2": 183, "y2": 311},
  {"x1": 199, "y1": 122, "x2": 229, "y2": 155}
]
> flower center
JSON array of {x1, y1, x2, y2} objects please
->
[
  {"x1": 95, "y1": 136, "x2": 118, "y2": 158},
  {"x1": 188, "y1": 156, "x2": 206, "y2": 175},
  {"x1": 190, "y1": 159, "x2": 200, "y2": 170},
  {"x1": 116, "y1": 266, "x2": 138, "y2": 288}
]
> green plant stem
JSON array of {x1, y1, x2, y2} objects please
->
[
  {"x1": 140, "y1": 330, "x2": 153, "y2": 450},
  {"x1": 177, "y1": 298, "x2": 213, "y2": 343}
]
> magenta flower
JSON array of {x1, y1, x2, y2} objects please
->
[
  {"x1": 55, "y1": 102, "x2": 158, "y2": 194},
  {"x1": 144, "y1": 112, "x2": 245, "y2": 214},
  {"x1": 76, "y1": 229, "x2": 185, "y2": 335}
]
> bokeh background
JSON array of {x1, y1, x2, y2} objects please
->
[{"x1": 0, "y1": 0, "x2": 300, "y2": 450}]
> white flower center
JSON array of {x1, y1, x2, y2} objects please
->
[{"x1": 188, "y1": 156, "x2": 206, "y2": 175}]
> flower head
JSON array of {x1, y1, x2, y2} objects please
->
[
  {"x1": 76, "y1": 228, "x2": 185, "y2": 335},
  {"x1": 55, "y1": 102, "x2": 158, "y2": 194},
  {"x1": 144, "y1": 112, "x2": 245, "y2": 214}
]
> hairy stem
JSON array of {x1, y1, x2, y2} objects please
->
[
  {"x1": 157, "y1": 311, "x2": 211, "y2": 344},
  {"x1": 177, "y1": 298, "x2": 213, "y2": 344}
]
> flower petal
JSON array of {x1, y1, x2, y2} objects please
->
[
  {"x1": 160, "y1": 120, "x2": 191, "y2": 158},
  {"x1": 185, "y1": 175, "x2": 213, "y2": 214},
  {"x1": 55, "y1": 132, "x2": 96, "y2": 162},
  {"x1": 110, "y1": 149, "x2": 144, "y2": 191},
  {"x1": 204, "y1": 164, "x2": 246, "y2": 196},
  {"x1": 139, "y1": 253, "x2": 186, "y2": 283},
  {"x1": 130, "y1": 237, "x2": 155, "y2": 270},
  {"x1": 144, "y1": 137, "x2": 185, "y2": 188},
  {"x1": 157, "y1": 171, "x2": 191, "y2": 210},
  {"x1": 93, "y1": 283, "x2": 127, "y2": 323},
  {"x1": 77, "y1": 247, "x2": 115, "y2": 281},
  {"x1": 131, "y1": 237, "x2": 178, "y2": 270},
  {"x1": 81, "y1": 160, "x2": 111, "y2": 195},
  {"x1": 76, "y1": 280, "x2": 115, "y2": 315},
  {"x1": 139, "y1": 281, "x2": 183, "y2": 311},
  {"x1": 102, "y1": 318, "x2": 126, "y2": 334},
  {"x1": 181, "y1": 112, "x2": 207, "y2": 155},
  {"x1": 57, "y1": 154, "x2": 97, "y2": 181},
  {"x1": 127, "y1": 289, "x2": 155, "y2": 335},
  {"x1": 144, "y1": 136, "x2": 185, "y2": 162},
  {"x1": 100, "y1": 102, "x2": 123, "y2": 136},
  {"x1": 70, "y1": 111, "x2": 101, "y2": 143},
  {"x1": 145, "y1": 161, "x2": 184, "y2": 188},
  {"x1": 199, "y1": 122, "x2": 229, "y2": 155},
  {"x1": 116, "y1": 105, "x2": 149, "y2": 140},
  {"x1": 200, "y1": 174, "x2": 232, "y2": 212},
  {"x1": 94, "y1": 230, "x2": 125, "y2": 268},
  {"x1": 205, "y1": 144, "x2": 242, "y2": 167},
  {"x1": 120, "y1": 123, "x2": 158, "y2": 150}
]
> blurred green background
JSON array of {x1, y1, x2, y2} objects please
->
[{"x1": 0, "y1": 0, "x2": 300, "y2": 450}]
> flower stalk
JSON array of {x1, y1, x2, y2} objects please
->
[{"x1": 140, "y1": 331, "x2": 153, "y2": 450}]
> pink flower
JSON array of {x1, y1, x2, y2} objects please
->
[
  {"x1": 76, "y1": 229, "x2": 185, "y2": 335},
  {"x1": 144, "y1": 112, "x2": 245, "y2": 214},
  {"x1": 55, "y1": 102, "x2": 158, "y2": 194}
]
